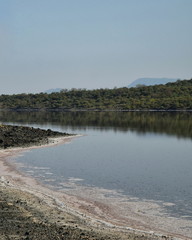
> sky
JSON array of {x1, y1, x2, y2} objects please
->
[{"x1": 0, "y1": 0, "x2": 192, "y2": 94}]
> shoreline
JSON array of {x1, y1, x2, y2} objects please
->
[{"x1": 0, "y1": 136, "x2": 191, "y2": 239}]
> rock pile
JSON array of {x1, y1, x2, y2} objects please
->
[{"x1": 0, "y1": 125, "x2": 70, "y2": 149}]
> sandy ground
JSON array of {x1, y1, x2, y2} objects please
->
[{"x1": 0, "y1": 136, "x2": 191, "y2": 240}]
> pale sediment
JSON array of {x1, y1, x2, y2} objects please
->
[{"x1": 0, "y1": 135, "x2": 191, "y2": 240}]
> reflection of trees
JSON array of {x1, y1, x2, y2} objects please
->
[{"x1": 0, "y1": 111, "x2": 192, "y2": 139}]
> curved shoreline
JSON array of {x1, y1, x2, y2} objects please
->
[{"x1": 0, "y1": 136, "x2": 191, "y2": 239}]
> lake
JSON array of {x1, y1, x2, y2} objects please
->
[{"x1": 1, "y1": 111, "x2": 192, "y2": 221}]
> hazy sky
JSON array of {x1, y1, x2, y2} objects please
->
[{"x1": 0, "y1": 0, "x2": 192, "y2": 94}]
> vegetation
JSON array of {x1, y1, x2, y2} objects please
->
[{"x1": 0, "y1": 79, "x2": 192, "y2": 110}]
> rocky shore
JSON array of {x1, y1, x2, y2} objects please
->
[
  {"x1": 0, "y1": 125, "x2": 176, "y2": 240},
  {"x1": 0, "y1": 124, "x2": 71, "y2": 149}
]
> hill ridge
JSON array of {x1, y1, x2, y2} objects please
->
[{"x1": 0, "y1": 79, "x2": 192, "y2": 111}]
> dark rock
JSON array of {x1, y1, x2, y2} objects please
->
[{"x1": 0, "y1": 124, "x2": 72, "y2": 149}]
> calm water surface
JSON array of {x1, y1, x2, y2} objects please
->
[{"x1": 1, "y1": 111, "x2": 192, "y2": 219}]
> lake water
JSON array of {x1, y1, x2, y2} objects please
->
[{"x1": 1, "y1": 111, "x2": 192, "y2": 220}]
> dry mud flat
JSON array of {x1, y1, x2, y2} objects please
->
[{"x1": 0, "y1": 178, "x2": 167, "y2": 240}]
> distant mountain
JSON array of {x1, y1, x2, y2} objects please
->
[
  {"x1": 128, "y1": 78, "x2": 178, "y2": 88},
  {"x1": 44, "y1": 88, "x2": 63, "y2": 94}
]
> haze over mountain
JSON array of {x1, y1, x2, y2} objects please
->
[
  {"x1": 44, "y1": 88, "x2": 63, "y2": 94},
  {"x1": 128, "y1": 78, "x2": 178, "y2": 88},
  {"x1": 0, "y1": 1, "x2": 191, "y2": 95}
]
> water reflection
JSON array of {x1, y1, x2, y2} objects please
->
[
  {"x1": 0, "y1": 111, "x2": 192, "y2": 139},
  {"x1": 2, "y1": 110, "x2": 192, "y2": 220}
]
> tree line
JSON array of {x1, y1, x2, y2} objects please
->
[{"x1": 0, "y1": 79, "x2": 192, "y2": 110}]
